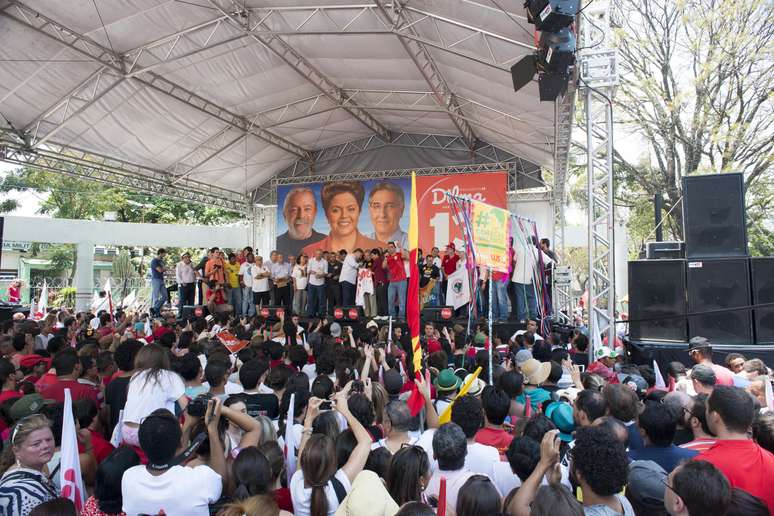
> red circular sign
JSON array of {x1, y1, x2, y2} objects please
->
[
  {"x1": 260, "y1": 308, "x2": 270, "y2": 318},
  {"x1": 193, "y1": 306, "x2": 203, "y2": 317},
  {"x1": 348, "y1": 308, "x2": 359, "y2": 320},
  {"x1": 333, "y1": 308, "x2": 344, "y2": 319},
  {"x1": 441, "y1": 308, "x2": 453, "y2": 320}
]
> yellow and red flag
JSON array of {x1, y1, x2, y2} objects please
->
[{"x1": 406, "y1": 172, "x2": 425, "y2": 416}]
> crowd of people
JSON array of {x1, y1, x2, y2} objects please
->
[
  {"x1": 148, "y1": 237, "x2": 556, "y2": 324},
  {"x1": 0, "y1": 300, "x2": 771, "y2": 516}
]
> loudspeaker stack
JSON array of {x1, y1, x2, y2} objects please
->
[{"x1": 628, "y1": 172, "x2": 770, "y2": 345}]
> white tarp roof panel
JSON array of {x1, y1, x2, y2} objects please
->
[{"x1": 0, "y1": 0, "x2": 556, "y2": 201}]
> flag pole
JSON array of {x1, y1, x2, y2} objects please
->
[{"x1": 488, "y1": 266, "x2": 493, "y2": 385}]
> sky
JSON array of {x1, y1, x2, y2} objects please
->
[{"x1": 0, "y1": 161, "x2": 48, "y2": 217}]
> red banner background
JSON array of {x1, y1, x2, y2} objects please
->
[{"x1": 415, "y1": 172, "x2": 508, "y2": 251}]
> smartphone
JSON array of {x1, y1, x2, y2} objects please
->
[
  {"x1": 320, "y1": 401, "x2": 333, "y2": 411},
  {"x1": 577, "y1": 364, "x2": 586, "y2": 373}
]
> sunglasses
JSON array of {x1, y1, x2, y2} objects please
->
[{"x1": 661, "y1": 477, "x2": 682, "y2": 499}]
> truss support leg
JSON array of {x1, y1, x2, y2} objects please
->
[{"x1": 74, "y1": 241, "x2": 95, "y2": 312}]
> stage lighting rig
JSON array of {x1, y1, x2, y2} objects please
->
[
  {"x1": 510, "y1": 26, "x2": 576, "y2": 101},
  {"x1": 525, "y1": 0, "x2": 580, "y2": 32}
]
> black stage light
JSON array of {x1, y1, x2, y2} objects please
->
[
  {"x1": 538, "y1": 72, "x2": 569, "y2": 101},
  {"x1": 525, "y1": 0, "x2": 580, "y2": 32},
  {"x1": 538, "y1": 27, "x2": 576, "y2": 74},
  {"x1": 511, "y1": 54, "x2": 538, "y2": 93}
]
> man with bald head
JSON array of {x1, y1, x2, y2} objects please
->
[{"x1": 277, "y1": 187, "x2": 325, "y2": 256}]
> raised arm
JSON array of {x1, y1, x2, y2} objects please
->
[{"x1": 337, "y1": 384, "x2": 372, "y2": 483}]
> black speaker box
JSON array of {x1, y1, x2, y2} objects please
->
[
  {"x1": 257, "y1": 305, "x2": 287, "y2": 321},
  {"x1": 683, "y1": 173, "x2": 747, "y2": 258},
  {"x1": 421, "y1": 306, "x2": 455, "y2": 324},
  {"x1": 180, "y1": 305, "x2": 208, "y2": 320},
  {"x1": 751, "y1": 257, "x2": 774, "y2": 344},
  {"x1": 687, "y1": 258, "x2": 752, "y2": 345},
  {"x1": 628, "y1": 260, "x2": 687, "y2": 342}
]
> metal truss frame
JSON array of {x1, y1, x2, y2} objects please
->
[
  {"x1": 578, "y1": 6, "x2": 618, "y2": 351},
  {"x1": 273, "y1": 161, "x2": 515, "y2": 186},
  {"x1": 246, "y1": 89, "x2": 550, "y2": 144},
  {"x1": 207, "y1": 0, "x2": 392, "y2": 141},
  {"x1": 374, "y1": 0, "x2": 476, "y2": 149},
  {"x1": 0, "y1": 1, "x2": 312, "y2": 161},
  {"x1": 250, "y1": 132, "x2": 543, "y2": 205},
  {"x1": 118, "y1": 3, "x2": 532, "y2": 76},
  {"x1": 551, "y1": 84, "x2": 577, "y2": 324},
  {"x1": 0, "y1": 131, "x2": 250, "y2": 213}
]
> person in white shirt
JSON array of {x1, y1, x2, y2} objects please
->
[
  {"x1": 340, "y1": 249, "x2": 362, "y2": 306},
  {"x1": 510, "y1": 319, "x2": 545, "y2": 344},
  {"x1": 121, "y1": 402, "x2": 224, "y2": 516},
  {"x1": 425, "y1": 423, "x2": 485, "y2": 514},
  {"x1": 175, "y1": 252, "x2": 198, "y2": 315},
  {"x1": 292, "y1": 255, "x2": 309, "y2": 316},
  {"x1": 371, "y1": 401, "x2": 429, "y2": 459},
  {"x1": 291, "y1": 385, "x2": 372, "y2": 516},
  {"x1": 307, "y1": 249, "x2": 329, "y2": 318},
  {"x1": 251, "y1": 256, "x2": 272, "y2": 308},
  {"x1": 511, "y1": 236, "x2": 553, "y2": 322},
  {"x1": 121, "y1": 344, "x2": 187, "y2": 448},
  {"x1": 238, "y1": 253, "x2": 255, "y2": 316},
  {"x1": 450, "y1": 393, "x2": 501, "y2": 477}
]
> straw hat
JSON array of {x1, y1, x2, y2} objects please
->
[
  {"x1": 335, "y1": 470, "x2": 399, "y2": 516},
  {"x1": 521, "y1": 358, "x2": 551, "y2": 385}
]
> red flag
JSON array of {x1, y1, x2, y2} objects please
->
[
  {"x1": 406, "y1": 173, "x2": 424, "y2": 416},
  {"x1": 437, "y1": 476, "x2": 447, "y2": 516}
]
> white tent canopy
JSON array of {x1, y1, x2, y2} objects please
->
[{"x1": 0, "y1": 0, "x2": 567, "y2": 213}]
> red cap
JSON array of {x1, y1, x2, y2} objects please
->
[
  {"x1": 446, "y1": 243, "x2": 455, "y2": 250},
  {"x1": 19, "y1": 355, "x2": 51, "y2": 369}
]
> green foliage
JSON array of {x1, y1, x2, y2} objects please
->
[
  {"x1": 46, "y1": 244, "x2": 76, "y2": 277},
  {"x1": 52, "y1": 287, "x2": 76, "y2": 307},
  {"x1": 0, "y1": 166, "x2": 242, "y2": 225},
  {"x1": 112, "y1": 250, "x2": 136, "y2": 300}
]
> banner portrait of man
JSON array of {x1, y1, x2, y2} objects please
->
[
  {"x1": 368, "y1": 181, "x2": 408, "y2": 249},
  {"x1": 276, "y1": 186, "x2": 325, "y2": 256}
]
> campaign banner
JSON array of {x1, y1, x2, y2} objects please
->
[
  {"x1": 275, "y1": 171, "x2": 507, "y2": 256},
  {"x1": 415, "y1": 172, "x2": 508, "y2": 251},
  {"x1": 470, "y1": 200, "x2": 510, "y2": 272}
]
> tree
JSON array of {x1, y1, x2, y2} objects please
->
[
  {"x1": 610, "y1": 0, "x2": 774, "y2": 251},
  {"x1": 0, "y1": 166, "x2": 243, "y2": 225}
]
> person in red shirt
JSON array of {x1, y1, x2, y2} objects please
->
[
  {"x1": 37, "y1": 348, "x2": 100, "y2": 406},
  {"x1": 0, "y1": 358, "x2": 21, "y2": 431},
  {"x1": 474, "y1": 385, "x2": 513, "y2": 457},
  {"x1": 422, "y1": 322, "x2": 442, "y2": 354},
  {"x1": 687, "y1": 336, "x2": 735, "y2": 386},
  {"x1": 19, "y1": 355, "x2": 51, "y2": 386},
  {"x1": 696, "y1": 385, "x2": 774, "y2": 511},
  {"x1": 384, "y1": 242, "x2": 408, "y2": 318}
]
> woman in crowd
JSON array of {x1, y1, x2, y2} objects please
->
[
  {"x1": 385, "y1": 444, "x2": 431, "y2": 506},
  {"x1": 82, "y1": 447, "x2": 140, "y2": 516},
  {"x1": 0, "y1": 415, "x2": 58, "y2": 515},
  {"x1": 121, "y1": 344, "x2": 187, "y2": 447},
  {"x1": 291, "y1": 384, "x2": 372, "y2": 516}
]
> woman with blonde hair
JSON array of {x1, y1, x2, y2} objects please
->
[
  {"x1": 219, "y1": 493, "x2": 292, "y2": 516},
  {"x1": 0, "y1": 415, "x2": 58, "y2": 515}
]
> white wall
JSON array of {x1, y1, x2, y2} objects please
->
[{"x1": 3, "y1": 216, "x2": 251, "y2": 248}]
